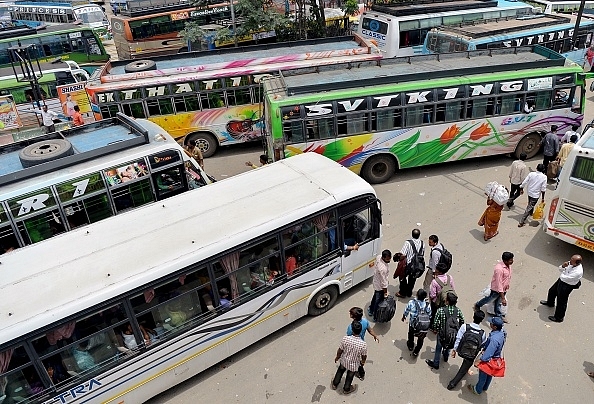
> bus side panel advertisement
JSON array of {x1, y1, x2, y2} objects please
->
[
  {"x1": 283, "y1": 114, "x2": 583, "y2": 171},
  {"x1": 148, "y1": 106, "x2": 264, "y2": 144},
  {"x1": 0, "y1": 95, "x2": 22, "y2": 130},
  {"x1": 57, "y1": 83, "x2": 93, "y2": 118}
]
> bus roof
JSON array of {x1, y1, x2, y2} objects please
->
[
  {"x1": 431, "y1": 12, "x2": 593, "y2": 39},
  {"x1": 371, "y1": 0, "x2": 502, "y2": 16},
  {"x1": 0, "y1": 114, "x2": 183, "y2": 199},
  {"x1": 0, "y1": 60, "x2": 81, "y2": 85},
  {"x1": 0, "y1": 153, "x2": 375, "y2": 344},
  {"x1": 268, "y1": 46, "x2": 571, "y2": 97},
  {"x1": 88, "y1": 35, "x2": 381, "y2": 89},
  {"x1": 119, "y1": 0, "x2": 195, "y2": 17}
]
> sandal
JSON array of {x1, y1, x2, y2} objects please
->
[
  {"x1": 343, "y1": 384, "x2": 358, "y2": 395},
  {"x1": 518, "y1": 223, "x2": 525, "y2": 227},
  {"x1": 588, "y1": 372, "x2": 594, "y2": 378}
]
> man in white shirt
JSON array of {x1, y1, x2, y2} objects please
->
[
  {"x1": 540, "y1": 255, "x2": 583, "y2": 323},
  {"x1": 368, "y1": 250, "x2": 392, "y2": 317},
  {"x1": 560, "y1": 124, "x2": 580, "y2": 144},
  {"x1": 36, "y1": 105, "x2": 60, "y2": 133},
  {"x1": 518, "y1": 164, "x2": 547, "y2": 227},
  {"x1": 506, "y1": 153, "x2": 528, "y2": 208},
  {"x1": 395, "y1": 229, "x2": 424, "y2": 298}
]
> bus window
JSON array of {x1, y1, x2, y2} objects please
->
[
  {"x1": 17, "y1": 210, "x2": 66, "y2": 245},
  {"x1": 173, "y1": 94, "x2": 200, "y2": 113},
  {"x1": 111, "y1": 179, "x2": 154, "y2": 213},
  {"x1": 63, "y1": 195, "x2": 114, "y2": 230},
  {"x1": 500, "y1": 94, "x2": 519, "y2": 115},
  {"x1": 147, "y1": 99, "x2": 174, "y2": 116},
  {"x1": 100, "y1": 105, "x2": 120, "y2": 118},
  {"x1": 529, "y1": 91, "x2": 552, "y2": 111},
  {"x1": 306, "y1": 119, "x2": 335, "y2": 140},
  {"x1": 337, "y1": 113, "x2": 367, "y2": 136},
  {"x1": 553, "y1": 88, "x2": 572, "y2": 108},
  {"x1": 152, "y1": 166, "x2": 185, "y2": 200},
  {"x1": 405, "y1": 105, "x2": 424, "y2": 127},
  {"x1": 467, "y1": 97, "x2": 496, "y2": 118},
  {"x1": 372, "y1": 108, "x2": 402, "y2": 131},
  {"x1": 121, "y1": 103, "x2": 146, "y2": 118},
  {"x1": 283, "y1": 120, "x2": 305, "y2": 143},
  {"x1": 0, "y1": 345, "x2": 43, "y2": 403}
]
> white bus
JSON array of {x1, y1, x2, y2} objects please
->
[
  {"x1": 358, "y1": 0, "x2": 535, "y2": 58},
  {"x1": 0, "y1": 153, "x2": 382, "y2": 404},
  {"x1": 0, "y1": 113, "x2": 212, "y2": 252},
  {"x1": 525, "y1": 0, "x2": 594, "y2": 14},
  {"x1": 543, "y1": 124, "x2": 594, "y2": 252}
]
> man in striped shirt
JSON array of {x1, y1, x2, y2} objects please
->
[{"x1": 331, "y1": 321, "x2": 367, "y2": 394}]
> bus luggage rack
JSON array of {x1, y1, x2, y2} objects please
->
[{"x1": 0, "y1": 113, "x2": 150, "y2": 186}]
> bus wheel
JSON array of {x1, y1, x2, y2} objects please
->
[
  {"x1": 19, "y1": 139, "x2": 74, "y2": 168},
  {"x1": 188, "y1": 133, "x2": 218, "y2": 158},
  {"x1": 515, "y1": 133, "x2": 541, "y2": 159},
  {"x1": 308, "y1": 286, "x2": 338, "y2": 316},
  {"x1": 124, "y1": 60, "x2": 156, "y2": 73},
  {"x1": 361, "y1": 155, "x2": 396, "y2": 184}
]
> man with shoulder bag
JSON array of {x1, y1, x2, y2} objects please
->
[
  {"x1": 396, "y1": 229, "x2": 425, "y2": 298},
  {"x1": 469, "y1": 316, "x2": 506, "y2": 395}
]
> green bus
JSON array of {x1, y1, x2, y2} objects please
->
[
  {"x1": 262, "y1": 45, "x2": 585, "y2": 183},
  {"x1": 0, "y1": 24, "x2": 109, "y2": 71}
]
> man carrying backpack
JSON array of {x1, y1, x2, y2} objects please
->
[
  {"x1": 447, "y1": 310, "x2": 487, "y2": 390},
  {"x1": 395, "y1": 229, "x2": 425, "y2": 298},
  {"x1": 429, "y1": 265, "x2": 456, "y2": 331},
  {"x1": 402, "y1": 289, "x2": 432, "y2": 358},
  {"x1": 426, "y1": 292, "x2": 465, "y2": 370}
]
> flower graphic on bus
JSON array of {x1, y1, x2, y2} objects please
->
[
  {"x1": 439, "y1": 124, "x2": 461, "y2": 144},
  {"x1": 469, "y1": 123, "x2": 491, "y2": 141}
]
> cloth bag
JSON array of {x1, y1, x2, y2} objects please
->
[
  {"x1": 478, "y1": 356, "x2": 506, "y2": 377},
  {"x1": 484, "y1": 181, "x2": 509, "y2": 205},
  {"x1": 479, "y1": 285, "x2": 508, "y2": 316}
]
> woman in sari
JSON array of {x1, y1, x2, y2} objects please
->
[{"x1": 478, "y1": 198, "x2": 503, "y2": 241}]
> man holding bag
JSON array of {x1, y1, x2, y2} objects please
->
[
  {"x1": 468, "y1": 316, "x2": 506, "y2": 395},
  {"x1": 518, "y1": 164, "x2": 547, "y2": 227}
]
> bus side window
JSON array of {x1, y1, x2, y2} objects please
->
[
  {"x1": 553, "y1": 88, "x2": 572, "y2": 108},
  {"x1": 0, "y1": 345, "x2": 44, "y2": 403},
  {"x1": 152, "y1": 166, "x2": 185, "y2": 201}
]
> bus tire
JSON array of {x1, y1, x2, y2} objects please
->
[
  {"x1": 515, "y1": 133, "x2": 542, "y2": 159},
  {"x1": 308, "y1": 286, "x2": 338, "y2": 316},
  {"x1": 19, "y1": 139, "x2": 74, "y2": 168},
  {"x1": 187, "y1": 132, "x2": 218, "y2": 158},
  {"x1": 361, "y1": 155, "x2": 397, "y2": 184},
  {"x1": 124, "y1": 60, "x2": 157, "y2": 73}
]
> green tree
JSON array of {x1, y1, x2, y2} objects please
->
[
  {"x1": 234, "y1": 0, "x2": 287, "y2": 42},
  {"x1": 341, "y1": 0, "x2": 359, "y2": 31}
]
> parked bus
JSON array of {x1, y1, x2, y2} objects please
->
[
  {"x1": 0, "y1": 24, "x2": 109, "y2": 69},
  {"x1": 543, "y1": 122, "x2": 594, "y2": 252},
  {"x1": 262, "y1": 46, "x2": 585, "y2": 184},
  {"x1": 0, "y1": 112, "x2": 212, "y2": 251},
  {"x1": 8, "y1": 0, "x2": 109, "y2": 32},
  {"x1": 111, "y1": 0, "x2": 235, "y2": 59},
  {"x1": 358, "y1": 0, "x2": 535, "y2": 58},
  {"x1": 423, "y1": 12, "x2": 594, "y2": 63},
  {"x1": 524, "y1": 0, "x2": 594, "y2": 14},
  {"x1": 0, "y1": 152, "x2": 382, "y2": 403},
  {"x1": 85, "y1": 35, "x2": 382, "y2": 157}
]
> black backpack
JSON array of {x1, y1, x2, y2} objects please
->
[
  {"x1": 457, "y1": 326, "x2": 485, "y2": 360},
  {"x1": 434, "y1": 246, "x2": 453, "y2": 272},
  {"x1": 439, "y1": 307, "x2": 461, "y2": 350},
  {"x1": 405, "y1": 240, "x2": 425, "y2": 279},
  {"x1": 411, "y1": 300, "x2": 431, "y2": 334},
  {"x1": 374, "y1": 296, "x2": 396, "y2": 323}
]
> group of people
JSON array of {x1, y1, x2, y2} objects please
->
[
  {"x1": 329, "y1": 224, "x2": 585, "y2": 395},
  {"x1": 476, "y1": 123, "x2": 580, "y2": 237}
]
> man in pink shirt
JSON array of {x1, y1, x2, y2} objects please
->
[
  {"x1": 429, "y1": 266, "x2": 456, "y2": 327},
  {"x1": 368, "y1": 250, "x2": 392, "y2": 318},
  {"x1": 474, "y1": 252, "x2": 514, "y2": 322}
]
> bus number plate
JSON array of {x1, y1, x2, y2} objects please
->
[{"x1": 575, "y1": 239, "x2": 594, "y2": 252}]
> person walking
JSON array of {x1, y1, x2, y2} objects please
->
[
  {"x1": 540, "y1": 255, "x2": 584, "y2": 323},
  {"x1": 478, "y1": 196, "x2": 504, "y2": 241},
  {"x1": 401, "y1": 288, "x2": 431, "y2": 358},
  {"x1": 347, "y1": 307, "x2": 379, "y2": 343},
  {"x1": 560, "y1": 124, "x2": 580, "y2": 144},
  {"x1": 331, "y1": 320, "x2": 367, "y2": 394},
  {"x1": 426, "y1": 292, "x2": 465, "y2": 370},
  {"x1": 429, "y1": 265, "x2": 456, "y2": 330},
  {"x1": 368, "y1": 250, "x2": 391, "y2": 318},
  {"x1": 506, "y1": 153, "x2": 528, "y2": 209},
  {"x1": 447, "y1": 310, "x2": 487, "y2": 390},
  {"x1": 474, "y1": 252, "x2": 513, "y2": 322},
  {"x1": 540, "y1": 125, "x2": 560, "y2": 173},
  {"x1": 468, "y1": 316, "x2": 506, "y2": 395},
  {"x1": 395, "y1": 229, "x2": 424, "y2": 298},
  {"x1": 518, "y1": 164, "x2": 547, "y2": 227},
  {"x1": 555, "y1": 134, "x2": 578, "y2": 187},
  {"x1": 424, "y1": 234, "x2": 443, "y2": 291}
]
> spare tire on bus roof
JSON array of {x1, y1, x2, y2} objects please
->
[
  {"x1": 124, "y1": 60, "x2": 157, "y2": 73},
  {"x1": 19, "y1": 139, "x2": 74, "y2": 168}
]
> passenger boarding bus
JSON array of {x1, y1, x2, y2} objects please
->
[
  {"x1": 8, "y1": 0, "x2": 109, "y2": 32},
  {"x1": 262, "y1": 46, "x2": 585, "y2": 184},
  {"x1": 0, "y1": 24, "x2": 109, "y2": 70},
  {"x1": 0, "y1": 152, "x2": 382, "y2": 403},
  {"x1": 357, "y1": 0, "x2": 535, "y2": 58},
  {"x1": 423, "y1": 12, "x2": 594, "y2": 63},
  {"x1": 543, "y1": 123, "x2": 594, "y2": 252},
  {"x1": 0, "y1": 112, "x2": 211, "y2": 251},
  {"x1": 85, "y1": 35, "x2": 382, "y2": 157},
  {"x1": 111, "y1": 0, "x2": 234, "y2": 59}
]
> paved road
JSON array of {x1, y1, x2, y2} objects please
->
[{"x1": 147, "y1": 124, "x2": 594, "y2": 403}]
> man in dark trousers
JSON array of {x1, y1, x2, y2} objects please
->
[
  {"x1": 540, "y1": 125, "x2": 560, "y2": 173},
  {"x1": 426, "y1": 292, "x2": 465, "y2": 370},
  {"x1": 331, "y1": 320, "x2": 367, "y2": 395},
  {"x1": 395, "y1": 228, "x2": 424, "y2": 298},
  {"x1": 447, "y1": 310, "x2": 487, "y2": 390},
  {"x1": 540, "y1": 255, "x2": 583, "y2": 322}
]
